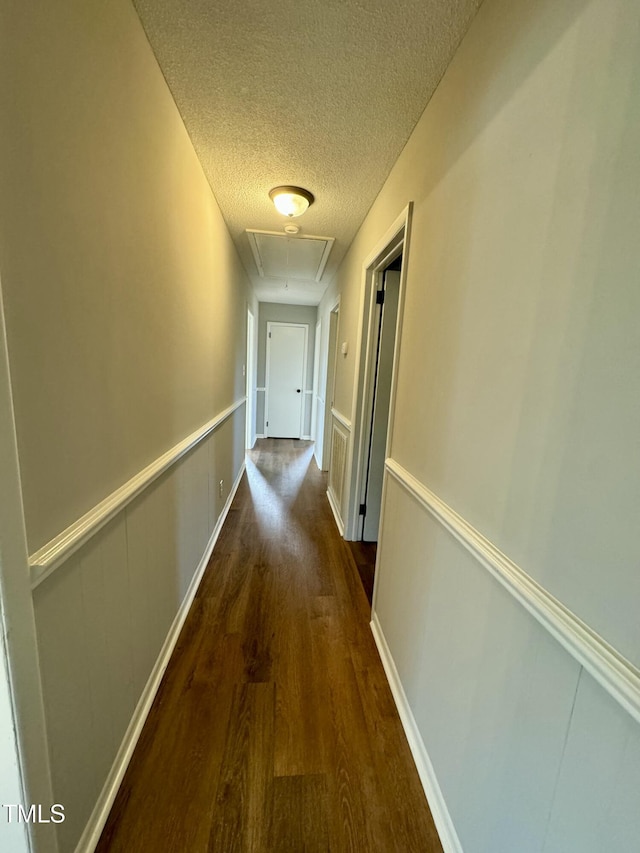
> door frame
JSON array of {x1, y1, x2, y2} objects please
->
[
  {"x1": 321, "y1": 297, "x2": 340, "y2": 471},
  {"x1": 0, "y1": 277, "x2": 58, "y2": 852},
  {"x1": 345, "y1": 203, "x2": 413, "y2": 540},
  {"x1": 245, "y1": 306, "x2": 257, "y2": 449},
  {"x1": 310, "y1": 319, "x2": 321, "y2": 444},
  {"x1": 265, "y1": 321, "x2": 309, "y2": 439}
]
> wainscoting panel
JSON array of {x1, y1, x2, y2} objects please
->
[
  {"x1": 32, "y1": 403, "x2": 246, "y2": 853},
  {"x1": 384, "y1": 459, "x2": 640, "y2": 725},
  {"x1": 327, "y1": 412, "x2": 350, "y2": 532},
  {"x1": 256, "y1": 387, "x2": 266, "y2": 436},
  {"x1": 303, "y1": 389, "x2": 313, "y2": 438},
  {"x1": 34, "y1": 517, "x2": 132, "y2": 852},
  {"x1": 373, "y1": 468, "x2": 640, "y2": 853},
  {"x1": 544, "y1": 670, "x2": 640, "y2": 853},
  {"x1": 314, "y1": 396, "x2": 326, "y2": 468}
]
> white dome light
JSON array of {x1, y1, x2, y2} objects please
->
[{"x1": 269, "y1": 186, "x2": 314, "y2": 218}]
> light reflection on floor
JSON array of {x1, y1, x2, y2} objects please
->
[{"x1": 244, "y1": 441, "x2": 317, "y2": 552}]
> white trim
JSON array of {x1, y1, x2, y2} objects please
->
[
  {"x1": 326, "y1": 488, "x2": 344, "y2": 536},
  {"x1": 255, "y1": 433, "x2": 266, "y2": 440},
  {"x1": 245, "y1": 229, "x2": 335, "y2": 282},
  {"x1": 246, "y1": 307, "x2": 257, "y2": 451},
  {"x1": 29, "y1": 398, "x2": 246, "y2": 586},
  {"x1": 303, "y1": 389, "x2": 313, "y2": 394},
  {"x1": 385, "y1": 457, "x2": 640, "y2": 726},
  {"x1": 247, "y1": 230, "x2": 266, "y2": 278},
  {"x1": 321, "y1": 298, "x2": 341, "y2": 479},
  {"x1": 330, "y1": 407, "x2": 352, "y2": 431},
  {"x1": 371, "y1": 613, "x2": 462, "y2": 853},
  {"x1": 0, "y1": 277, "x2": 58, "y2": 853},
  {"x1": 311, "y1": 320, "x2": 321, "y2": 444},
  {"x1": 256, "y1": 387, "x2": 266, "y2": 392},
  {"x1": 314, "y1": 237, "x2": 334, "y2": 283},
  {"x1": 74, "y1": 461, "x2": 246, "y2": 853}
]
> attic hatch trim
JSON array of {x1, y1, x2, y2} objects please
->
[{"x1": 246, "y1": 229, "x2": 335, "y2": 283}]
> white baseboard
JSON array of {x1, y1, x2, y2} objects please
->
[
  {"x1": 74, "y1": 461, "x2": 246, "y2": 853},
  {"x1": 370, "y1": 611, "x2": 463, "y2": 853},
  {"x1": 255, "y1": 433, "x2": 265, "y2": 440},
  {"x1": 326, "y1": 487, "x2": 344, "y2": 536}
]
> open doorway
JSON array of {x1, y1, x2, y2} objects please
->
[
  {"x1": 360, "y1": 256, "x2": 401, "y2": 542},
  {"x1": 350, "y1": 256, "x2": 402, "y2": 602},
  {"x1": 345, "y1": 205, "x2": 412, "y2": 601}
]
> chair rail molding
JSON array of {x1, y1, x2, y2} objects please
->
[
  {"x1": 330, "y1": 407, "x2": 352, "y2": 431},
  {"x1": 385, "y1": 457, "x2": 640, "y2": 726},
  {"x1": 29, "y1": 397, "x2": 247, "y2": 587}
]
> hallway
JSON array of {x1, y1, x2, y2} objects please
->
[
  {"x1": 3, "y1": 1, "x2": 640, "y2": 849},
  {"x1": 96, "y1": 440, "x2": 442, "y2": 852}
]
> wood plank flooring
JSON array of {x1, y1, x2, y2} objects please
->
[
  {"x1": 96, "y1": 439, "x2": 442, "y2": 852},
  {"x1": 347, "y1": 540, "x2": 377, "y2": 605}
]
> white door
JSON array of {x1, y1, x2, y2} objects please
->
[{"x1": 266, "y1": 323, "x2": 307, "y2": 438}]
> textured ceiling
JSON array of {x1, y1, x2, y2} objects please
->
[{"x1": 132, "y1": 0, "x2": 483, "y2": 304}]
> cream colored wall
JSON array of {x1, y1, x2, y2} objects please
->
[
  {"x1": 0, "y1": 0, "x2": 254, "y2": 555},
  {"x1": 0, "y1": 1, "x2": 255, "y2": 850},
  {"x1": 323, "y1": 0, "x2": 640, "y2": 848},
  {"x1": 389, "y1": 0, "x2": 640, "y2": 665}
]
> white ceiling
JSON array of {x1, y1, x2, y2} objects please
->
[{"x1": 132, "y1": 0, "x2": 483, "y2": 305}]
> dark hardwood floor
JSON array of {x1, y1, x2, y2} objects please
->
[
  {"x1": 347, "y1": 540, "x2": 377, "y2": 605},
  {"x1": 96, "y1": 439, "x2": 442, "y2": 852}
]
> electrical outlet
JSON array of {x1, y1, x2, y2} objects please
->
[
  {"x1": 219, "y1": 479, "x2": 224, "y2": 498},
  {"x1": 242, "y1": 363, "x2": 246, "y2": 377}
]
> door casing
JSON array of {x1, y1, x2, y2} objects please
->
[
  {"x1": 245, "y1": 307, "x2": 257, "y2": 449},
  {"x1": 345, "y1": 203, "x2": 413, "y2": 543}
]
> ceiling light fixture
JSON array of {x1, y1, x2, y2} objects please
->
[{"x1": 269, "y1": 185, "x2": 314, "y2": 218}]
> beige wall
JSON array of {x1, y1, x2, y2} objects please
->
[
  {"x1": 321, "y1": 0, "x2": 640, "y2": 848},
  {"x1": 0, "y1": 1, "x2": 255, "y2": 849},
  {"x1": 323, "y1": 0, "x2": 640, "y2": 667},
  {"x1": 0, "y1": 0, "x2": 255, "y2": 555}
]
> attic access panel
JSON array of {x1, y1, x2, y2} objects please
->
[{"x1": 246, "y1": 229, "x2": 335, "y2": 282}]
